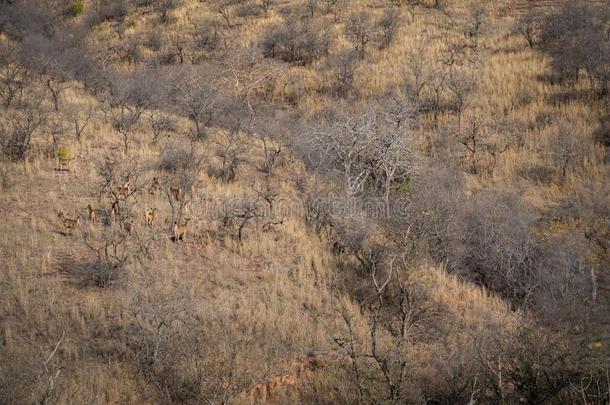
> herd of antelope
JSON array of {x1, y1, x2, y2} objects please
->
[{"x1": 57, "y1": 181, "x2": 190, "y2": 242}]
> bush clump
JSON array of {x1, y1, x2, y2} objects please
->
[
  {"x1": 261, "y1": 18, "x2": 333, "y2": 65},
  {"x1": 56, "y1": 146, "x2": 70, "y2": 160},
  {"x1": 66, "y1": 1, "x2": 85, "y2": 17}
]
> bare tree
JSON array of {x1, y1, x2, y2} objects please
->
[
  {"x1": 81, "y1": 225, "x2": 154, "y2": 287},
  {"x1": 45, "y1": 77, "x2": 71, "y2": 111},
  {"x1": 153, "y1": 0, "x2": 182, "y2": 23},
  {"x1": 259, "y1": 136, "x2": 282, "y2": 174},
  {"x1": 446, "y1": 68, "x2": 475, "y2": 130},
  {"x1": 310, "y1": 107, "x2": 413, "y2": 198},
  {"x1": 516, "y1": 13, "x2": 539, "y2": 49},
  {"x1": 165, "y1": 32, "x2": 192, "y2": 64},
  {"x1": 335, "y1": 253, "x2": 420, "y2": 402},
  {"x1": 259, "y1": 0, "x2": 273, "y2": 17},
  {"x1": 214, "y1": 132, "x2": 247, "y2": 182},
  {"x1": 463, "y1": 5, "x2": 485, "y2": 53},
  {"x1": 0, "y1": 49, "x2": 27, "y2": 108},
  {"x1": 158, "y1": 140, "x2": 206, "y2": 223},
  {"x1": 147, "y1": 112, "x2": 177, "y2": 144},
  {"x1": 212, "y1": 0, "x2": 233, "y2": 27},
  {"x1": 1, "y1": 97, "x2": 47, "y2": 161},
  {"x1": 322, "y1": 0, "x2": 339, "y2": 16},
  {"x1": 305, "y1": 0, "x2": 317, "y2": 17},
  {"x1": 328, "y1": 51, "x2": 359, "y2": 97},
  {"x1": 105, "y1": 74, "x2": 156, "y2": 150},
  {"x1": 378, "y1": 8, "x2": 400, "y2": 49},
  {"x1": 173, "y1": 69, "x2": 220, "y2": 140},
  {"x1": 403, "y1": 45, "x2": 433, "y2": 104},
  {"x1": 345, "y1": 11, "x2": 374, "y2": 59},
  {"x1": 375, "y1": 129, "x2": 412, "y2": 217},
  {"x1": 217, "y1": 196, "x2": 265, "y2": 241},
  {"x1": 550, "y1": 124, "x2": 582, "y2": 181},
  {"x1": 261, "y1": 18, "x2": 333, "y2": 65},
  {"x1": 459, "y1": 116, "x2": 485, "y2": 175}
]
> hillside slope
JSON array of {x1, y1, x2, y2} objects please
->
[{"x1": 0, "y1": 0, "x2": 608, "y2": 403}]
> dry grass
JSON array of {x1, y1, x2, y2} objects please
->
[{"x1": 0, "y1": 0, "x2": 607, "y2": 402}]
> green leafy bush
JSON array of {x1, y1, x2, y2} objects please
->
[
  {"x1": 57, "y1": 146, "x2": 70, "y2": 160},
  {"x1": 66, "y1": 1, "x2": 84, "y2": 17}
]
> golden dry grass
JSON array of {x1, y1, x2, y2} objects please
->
[{"x1": 0, "y1": 0, "x2": 607, "y2": 402}]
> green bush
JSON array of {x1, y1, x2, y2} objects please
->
[
  {"x1": 66, "y1": 1, "x2": 84, "y2": 17},
  {"x1": 57, "y1": 146, "x2": 70, "y2": 160}
]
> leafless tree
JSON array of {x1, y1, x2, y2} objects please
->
[
  {"x1": 147, "y1": 112, "x2": 177, "y2": 144},
  {"x1": 329, "y1": 51, "x2": 359, "y2": 97},
  {"x1": 153, "y1": 0, "x2": 182, "y2": 23},
  {"x1": 81, "y1": 225, "x2": 154, "y2": 287},
  {"x1": 459, "y1": 116, "x2": 484, "y2": 175},
  {"x1": 425, "y1": 64, "x2": 447, "y2": 122},
  {"x1": 310, "y1": 108, "x2": 413, "y2": 198},
  {"x1": 378, "y1": 8, "x2": 400, "y2": 49},
  {"x1": 105, "y1": 74, "x2": 156, "y2": 150},
  {"x1": 322, "y1": 0, "x2": 339, "y2": 15},
  {"x1": 172, "y1": 69, "x2": 220, "y2": 140},
  {"x1": 212, "y1": 1, "x2": 233, "y2": 27},
  {"x1": 45, "y1": 77, "x2": 71, "y2": 111},
  {"x1": 375, "y1": 129, "x2": 412, "y2": 217},
  {"x1": 217, "y1": 196, "x2": 265, "y2": 241},
  {"x1": 446, "y1": 68, "x2": 475, "y2": 130},
  {"x1": 550, "y1": 124, "x2": 582, "y2": 181},
  {"x1": 335, "y1": 253, "x2": 420, "y2": 402},
  {"x1": 403, "y1": 45, "x2": 432, "y2": 104},
  {"x1": 259, "y1": 0, "x2": 273, "y2": 17},
  {"x1": 261, "y1": 18, "x2": 333, "y2": 65},
  {"x1": 516, "y1": 13, "x2": 539, "y2": 49},
  {"x1": 158, "y1": 140, "x2": 206, "y2": 223},
  {"x1": 451, "y1": 192, "x2": 542, "y2": 304},
  {"x1": 345, "y1": 11, "x2": 374, "y2": 59},
  {"x1": 98, "y1": 157, "x2": 148, "y2": 224},
  {"x1": 1, "y1": 97, "x2": 47, "y2": 161},
  {"x1": 539, "y1": 2, "x2": 609, "y2": 92},
  {"x1": 214, "y1": 132, "x2": 247, "y2": 182},
  {"x1": 305, "y1": 0, "x2": 317, "y2": 17},
  {"x1": 165, "y1": 32, "x2": 191, "y2": 65},
  {"x1": 69, "y1": 105, "x2": 95, "y2": 141},
  {"x1": 0, "y1": 50, "x2": 27, "y2": 108},
  {"x1": 259, "y1": 136, "x2": 282, "y2": 174},
  {"x1": 463, "y1": 5, "x2": 485, "y2": 53}
]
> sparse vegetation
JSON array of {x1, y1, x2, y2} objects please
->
[{"x1": 0, "y1": 0, "x2": 608, "y2": 403}]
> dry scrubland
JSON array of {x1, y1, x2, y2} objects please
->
[{"x1": 0, "y1": 0, "x2": 608, "y2": 403}]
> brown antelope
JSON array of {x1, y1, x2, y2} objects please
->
[
  {"x1": 118, "y1": 181, "x2": 130, "y2": 198},
  {"x1": 145, "y1": 208, "x2": 156, "y2": 227},
  {"x1": 87, "y1": 204, "x2": 96, "y2": 224},
  {"x1": 57, "y1": 211, "x2": 80, "y2": 234},
  {"x1": 56, "y1": 156, "x2": 73, "y2": 172},
  {"x1": 173, "y1": 218, "x2": 190, "y2": 242},
  {"x1": 169, "y1": 186, "x2": 182, "y2": 201}
]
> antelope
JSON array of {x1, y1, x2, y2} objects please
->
[
  {"x1": 57, "y1": 211, "x2": 80, "y2": 234},
  {"x1": 169, "y1": 186, "x2": 182, "y2": 201},
  {"x1": 145, "y1": 208, "x2": 156, "y2": 227},
  {"x1": 87, "y1": 204, "x2": 97, "y2": 224},
  {"x1": 173, "y1": 218, "x2": 190, "y2": 242},
  {"x1": 56, "y1": 156, "x2": 73, "y2": 171},
  {"x1": 118, "y1": 181, "x2": 130, "y2": 198}
]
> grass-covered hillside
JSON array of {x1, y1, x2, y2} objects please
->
[{"x1": 0, "y1": 0, "x2": 608, "y2": 403}]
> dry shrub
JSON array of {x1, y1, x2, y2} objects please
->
[{"x1": 261, "y1": 18, "x2": 333, "y2": 65}]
